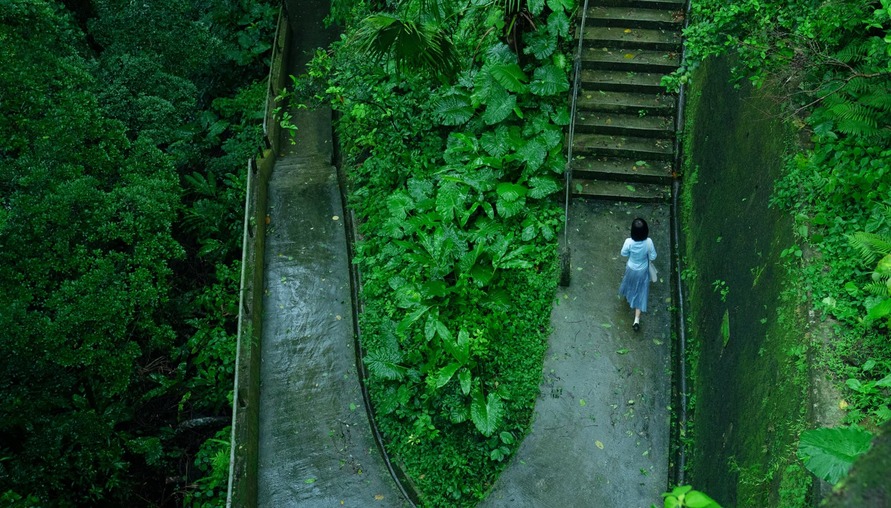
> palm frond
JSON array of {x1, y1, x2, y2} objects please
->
[{"x1": 354, "y1": 14, "x2": 458, "y2": 78}]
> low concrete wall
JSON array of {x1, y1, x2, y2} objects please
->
[
  {"x1": 227, "y1": 152, "x2": 273, "y2": 508},
  {"x1": 227, "y1": 7, "x2": 289, "y2": 506}
]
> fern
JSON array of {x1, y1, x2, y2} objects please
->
[{"x1": 849, "y1": 232, "x2": 891, "y2": 264}]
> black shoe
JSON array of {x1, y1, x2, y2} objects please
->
[{"x1": 632, "y1": 322, "x2": 640, "y2": 332}]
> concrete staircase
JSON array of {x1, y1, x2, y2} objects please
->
[{"x1": 571, "y1": 0, "x2": 684, "y2": 202}]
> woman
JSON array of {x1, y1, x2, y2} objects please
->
[{"x1": 619, "y1": 217, "x2": 656, "y2": 331}]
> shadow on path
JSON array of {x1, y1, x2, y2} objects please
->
[{"x1": 480, "y1": 200, "x2": 672, "y2": 507}]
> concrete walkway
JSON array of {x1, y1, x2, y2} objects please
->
[
  {"x1": 254, "y1": 1, "x2": 406, "y2": 506},
  {"x1": 480, "y1": 199, "x2": 671, "y2": 507}
]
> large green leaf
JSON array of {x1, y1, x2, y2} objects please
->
[
  {"x1": 428, "y1": 362, "x2": 462, "y2": 389},
  {"x1": 442, "y1": 328, "x2": 470, "y2": 364},
  {"x1": 471, "y1": 389, "x2": 503, "y2": 436},
  {"x1": 867, "y1": 298, "x2": 891, "y2": 320},
  {"x1": 496, "y1": 182, "x2": 529, "y2": 201},
  {"x1": 529, "y1": 176, "x2": 561, "y2": 198},
  {"x1": 798, "y1": 426, "x2": 873, "y2": 484},
  {"x1": 482, "y1": 87, "x2": 517, "y2": 124},
  {"x1": 436, "y1": 181, "x2": 468, "y2": 221},
  {"x1": 458, "y1": 368, "x2": 471, "y2": 395},
  {"x1": 552, "y1": 105, "x2": 571, "y2": 125},
  {"x1": 546, "y1": 9, "x2": 570, "y2": 38},
  {"x1": 489, "y1": 63, "x2": 528, "y2": 93},
  {"x1": 365, "y1": 347, "x2": 407, "y2": 380},
  {"x1": 523, "y1": 29, "x2": 557, "y2": 60},
  {"x1": 517, "y1": 136, "x2": 548, "y2": 171},
  {"x1": 527, "y1": 0, "x2": 545, "y2": 15},
  {"x1": 530, "y1": 64, "x2": 569, "y2": 96},
  {"x1": 546, "y1": 0, "x2": 574, "y2": 12},
  {"x1": 434, "y1": 92, "x2": 474, "y2": 126},
  {"x1": 387, "y1": 192, "x2": 414, "y2": 219},
  {"x1": 481, "y1": 129, "x2": 509, "y2": 157}
]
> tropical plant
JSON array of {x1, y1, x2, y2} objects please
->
[
  {"x1": 286, "y1": 0, "x2": 573, "y2": 504},
  {"x1": 849, "y1": 204, "x2": 891, "y2": 325},
  {"x1": 658, "y1": 485, "x2": 722, "y2": 508},
  {"x1": 797, "y1": 426, "x2": 874, "y2": 485}
]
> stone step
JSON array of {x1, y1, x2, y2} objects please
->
[
  {"x1": 594, "y1": 0, "x2": 686, "y2": 10},
  {"x1": 583, "y1": 26, "x2": 681, "y2": 52},
  {"x1": 580, "y1": 69, "x2": 666, "y2": 94},
  {"x1": 571, "y1": 156, "x2": 674, "y2": 183},
  {"x1": 574, "y1": 111, "x2": 674, "y2": 138},
  {"x1": 586, "y1": 6, "x2": 684, "y2": 30},
  {"x1": 577, "y1": 90, "x2": 675, "y2": 115},
  {"x1": 583, "y1": 47, "x2": 680, "y2": 73},
  {"x1": 573, "y1": 133, "x2": 674, "y2": 160},
  {"x1": 571, "y1": 178, "x2": 671, "y2": 202}
]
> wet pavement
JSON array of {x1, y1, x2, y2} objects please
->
[
  {"x1": 256, "y1": 124, "x2": 407, "y2": 507},
  {"x1": 480, "y1": 199, "x2": 672, "y2": 508},
  {"x1": 255, "y1": 1, "x2": 406, "y2": 505}
]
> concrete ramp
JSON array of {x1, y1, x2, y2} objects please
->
[{"x1": 256, "y1": 122, "x2": 406, "y2": 506}]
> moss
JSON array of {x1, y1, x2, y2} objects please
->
[{"x1": 679, "y1": 56, "x2": 811, "y2": 506}]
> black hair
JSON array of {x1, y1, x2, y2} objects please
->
[{"x1": 630, "y1": 217, "x2": 649, "y2": 241}]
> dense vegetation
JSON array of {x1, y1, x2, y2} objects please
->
[
  {"x1": 290, "y1": 0, "x2": 573, "y2": 504},
  {"x1": 0, "y1": 0, "x2": 275, "y2": 505},
  {"x1": 673, "y1": 0, "x2": 890, "y2": 503}
]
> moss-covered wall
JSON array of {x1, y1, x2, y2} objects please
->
[{"x1": 680, "y1": 56, "x2": 812, "y2": 506}]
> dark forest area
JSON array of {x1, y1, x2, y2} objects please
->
[{"x1": 0, "y1": 0, "x2": 276, "y2": 505}]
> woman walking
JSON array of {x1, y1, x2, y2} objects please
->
[{"x1": 619, "y1": 217, "x2": 657, "y2": 331}]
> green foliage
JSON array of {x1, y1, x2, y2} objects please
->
[
  {"x1": 798, "y1": 426, "x2": 874, "y2": 485},
  {"x1": 284, "y1": 0, "x2": 571, "y2": 504},
  {"x1": 353, "y1": 13, "x2": 458, "y2": 78},
  {"x1": 659, "y1": 485, "x2": 722, "y2": 508},
  {"x1": 0, "y1": 0, "x2": 272, "y2": 503},
  {"x1": 184, "y1": 429, "x2": 232, "y2": 507}
]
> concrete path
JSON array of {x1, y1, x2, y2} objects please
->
[
  {"x1": 256, "y1": 122, "x2": 406, "y2": 508},
  {"x1": 480, "y1": 199, "x2": 671, "y2": 507},
  {"x1": 255, "y1": 1, "x2": 407, "y2": 506}
]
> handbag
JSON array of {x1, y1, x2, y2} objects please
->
[{"x1": 648, "y1": 260, "x2": 657, "y2": 283}]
